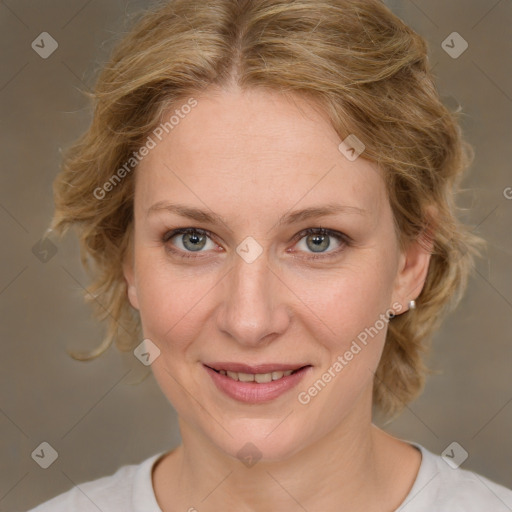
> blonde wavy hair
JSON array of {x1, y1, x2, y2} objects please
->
[{"x1": 47, "y1": 0, "x2": 483, "y2": 417}]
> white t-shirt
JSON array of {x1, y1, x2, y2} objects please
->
[{"x1": 27, "y1": 442, "x2": 512, "y2": 511}]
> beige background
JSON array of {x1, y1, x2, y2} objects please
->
[{"x1": 0, "y1": 0, "x2": 511, "y2": 510}]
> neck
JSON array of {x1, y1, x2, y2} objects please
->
[{"x1": 153, "y1": 389, "x2": 418, "y2": 511}]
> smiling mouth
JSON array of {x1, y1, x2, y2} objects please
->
[{"x1": 206, "y1": 365, "x2": 310, "y2": 383}]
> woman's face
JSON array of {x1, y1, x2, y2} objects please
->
[{"x1": 124, "y1": 86, "x2": 430, "y2": 461}]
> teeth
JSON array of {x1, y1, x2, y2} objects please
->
[
  {"x1": 238, "y1": 372, "x2": 255, "y2": 382},
  {"x1": 219, "y1": 369, "x2": 296, "y2": 382},
  {"x1": 255, "y1": 373, "x2": 272, "y2": 383}
]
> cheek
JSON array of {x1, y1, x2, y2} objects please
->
[
  {"x1": 293, "y1": 259, "x2": 396, "y2": 406},
  {"x1": 297, "y1": 261, "x2": 395, "y2": 345},
  {"x1": 133, "y1": 252, "x2": 216, "y2": 352},
  {"x1": 133, "y1": 254, "x2": 213, "y2": 411}
]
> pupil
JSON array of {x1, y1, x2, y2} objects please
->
[
  {"x1": 308, "y1": 234, "x2": 329, "y2": 252},
  {"x1": 184, "y1": 232, "x2": 206, "y2": 251}
]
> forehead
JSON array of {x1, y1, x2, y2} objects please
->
[{"x1": 134, "y1": 87, "x2": 386, "y2": 222}]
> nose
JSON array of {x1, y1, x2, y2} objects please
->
[{"x1": 216, "y1": 247, "x2": 291, "y2": 347}]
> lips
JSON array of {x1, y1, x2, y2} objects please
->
[
  {"x1": 205, "y1": 362, "x2": 307, "y2": 374},
  {"x1": 204, "y1": 362, "x2": 312, "y2": 403}
]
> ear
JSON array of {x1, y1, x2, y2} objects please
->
[
  {"x1": 122, "y1": 233, "x2": 140, "y2": 311},
  {"x1": 391, "y1": 209, "x2": 436, "y2": 313}
]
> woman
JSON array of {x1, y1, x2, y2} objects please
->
[{"x1": 29, "y1": 0, "x2": 512, "y2": 510}]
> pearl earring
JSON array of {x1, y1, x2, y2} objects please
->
[{"x1": 408, "y1": 299, "x2": 416, "y2": 310}]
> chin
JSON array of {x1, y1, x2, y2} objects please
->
[{"x1": 207, "y1": 416, "x2": 317, "y2": 465}]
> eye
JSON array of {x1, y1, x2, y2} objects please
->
[
  {"x1": 292, "y1": 227, "x2": 350, "y2": 259},
  {"x1": 163, "y1": 228, "x2": 217, "y2": 258}
]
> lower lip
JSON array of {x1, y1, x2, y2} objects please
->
[{"x1": 204, "y1": 365, "x2": 312, "y2": 404}]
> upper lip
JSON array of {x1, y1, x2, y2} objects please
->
[{"x1": 205, "y1": 362, "x2": 310, "y2": 374}]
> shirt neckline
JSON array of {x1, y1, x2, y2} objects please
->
[
  {"x1": 133, "y1": 441, "x2": 435, "y2": 512},
  {"x1": 132, "y1": 451, "x2": 168, "y2": 512},
  {"x1": 395, "y1": 441, "x2": 440, "y2": 511}
]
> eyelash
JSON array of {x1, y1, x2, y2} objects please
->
[{"x1": 162, "y1": 227, "x2": 351, "y2": 261}]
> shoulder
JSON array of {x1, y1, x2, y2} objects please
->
[
  {"x1": 397, "y1": 442, "x2": 512, "y2": 512},
  {"x1": 27, "y1": 452, "x2": 166, "y2": 512}
]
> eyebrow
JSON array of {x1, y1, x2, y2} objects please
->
[{"x1": 146, "y1": 201, "x2": 368, "y2": 229}]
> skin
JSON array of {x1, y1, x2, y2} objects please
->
[{"x1": 123, "y1": 85, "x2": 432, "y2": 511}]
